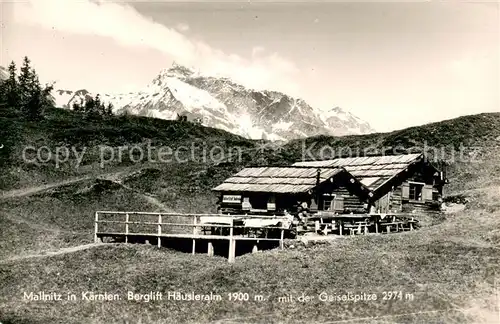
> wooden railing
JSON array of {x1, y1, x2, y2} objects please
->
[
  {"x1": 94, "y1": 211, "x2": 419, "y2": 262},
  {"x1": 94, "y1": 211, "x2": 291, "y2": 262}
]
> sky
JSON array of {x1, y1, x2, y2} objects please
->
[{"x1": 1, "y1": 0, "x2": 498, "y2": 132}]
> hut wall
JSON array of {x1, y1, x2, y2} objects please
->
[
  {"x1": 389, "y1": 186, "x2": 403, "y2": 212},
  {"x1": 373, "y1": 187, "x2": 407, "y2": 213},
  {"x1": 393, "y1": 169, "x2": 442, "y2": 213},
  {"x1": 313, "y1": 171, "x2": 370, "y2": 214},
  {"x1": 372, "y1": 161, "x2": 445, "y2": 214},
  {"x1": 313, "y1": 176, "x2": 367, "y2": 213},
  {"x1": 373, "y1": 192, "x2": 390, "y2": 213},
  {"x1": 330, "y1": 187, "x2": 366, "y2": 212}
]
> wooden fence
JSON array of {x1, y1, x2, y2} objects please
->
[
  {"x1": 94, "y1": 211, "x2": 419, "y2": 262},
  {"x1": 94, "y1": 211, "x2": 291, "y2": 262}
]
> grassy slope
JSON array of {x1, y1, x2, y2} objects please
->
[
  {"x1": 1, "y1": 110, "x2": 499, "y2": 323},
  {"x1": 0, "y1": 107, "x2": 254, "y2": 190},
  {"x1": 283, "y1": 113, "x2": 500, "y2": 154},
  {"x1": 1, "y1": 108, "x2": 255, "y2": 259},
  {"x1": 0, "y1": 162, "x2": 244, "y2": 260},
  {"x1": 1, "y1": 208, "x2": 498, "y2": 324}
]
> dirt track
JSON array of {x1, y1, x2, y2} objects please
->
[
  {"x1": 0, "y1": 167, "x2": 144, "y2": 198},
  {"x1": 0, "y1": 176, "x2": 92, "y2": 199},
  {"x1": 0, "y1": 243, "x2": 105, "y2": 264}
]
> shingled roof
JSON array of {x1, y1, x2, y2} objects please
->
[
  {"x1": 213, "y1": 167, "x2": 348, "y2": 193},
  {"x1": 292, "y1": 153, "x2": 424, "y2": 191}
]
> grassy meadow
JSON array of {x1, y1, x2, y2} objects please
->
[{"x1": 0, "y1": 110, "x2": 499, "y2": 323}]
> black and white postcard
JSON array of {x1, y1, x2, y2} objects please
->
[{"x1": 0, "y1": 0, "x2": 499, "y2": 323}]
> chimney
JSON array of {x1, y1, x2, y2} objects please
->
[{"x1": 315, "y1": 168, "x2": 321, "y2": 208}]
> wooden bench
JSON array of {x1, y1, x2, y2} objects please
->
[
  {"x1": 379, "y1": 222, "x2": 404, "y2": 233},
  {"x1": 401, "y1": 219, "x2": 418, "y2": 231},
  {"x1": 312, "y1": 219, "x2": 338, "y2": 235},
  {"x1": 342, "y1": 222, "x2": 369, "y2": 235}
]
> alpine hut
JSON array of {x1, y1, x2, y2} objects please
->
[
  {"x1": 293, "y1": 153, "x2": 446, "y2": 214},
  {"x1": 212, "y1": 166, "x2": 371, "y2": 215}
]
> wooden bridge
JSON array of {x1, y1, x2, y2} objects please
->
[{"x1": 94, "y1": 211, "x2": 419, "y2": 262}]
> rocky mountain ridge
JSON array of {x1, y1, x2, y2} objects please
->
[{"x1": 50, "y1": 63, "x2": 375, "y2": 140}]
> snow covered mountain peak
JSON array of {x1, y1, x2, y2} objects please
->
[
  {"x1": 320, "y1": 106, "x2": 375, "y2": 135},
  {"x1": 156, "y1": 62, "x2": 198, "y2": 81},
  {"x1": 50, "y1": 62, "x2": 375, "y2": 140}
]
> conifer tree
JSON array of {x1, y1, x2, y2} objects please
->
[
  {"x1": 94, "y1": 94, "x2": 101, "y2": 109},
  {"x1": 105, "y1": 102, "x2": 114, "y2": 116},
  {"x1": 19, "y1": 56, "x2": 35, "y2": 111},
  {"x1": 10, "y1": 56, "x2": 54, "y2": 120},
  {"x1": 26, "y1": 79, "x2": 43, "y2": 120},
  {"x1": 84, "y1": 96, "x2": 97, "y2": 116},
  {"x1": 25, "y1": 75, "x2": 54, "y2": 120},
  {"x1": 0, "y1": 77, "x2": 6, "y2": 115},
  {"x1": 5, "y1": 61, "x2": 19, "y2": 109}
]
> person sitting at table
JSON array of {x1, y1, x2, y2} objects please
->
[
  {"x1": 296, "y1": 201, "x2": 309, "y2": 227},
  {"x1": 283, "y1": 209, "x2": 294, "y2": 229}
]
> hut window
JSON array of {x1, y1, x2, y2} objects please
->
[
  {"x1": 322, "y1": 194, "x2": 335, "y2": 210},
  {"x1": 249, "y1": 194, "x2": 267, "y2": 209},
  {"x1": 409, "y1": 182, "x2": 424, "y2": 201}
]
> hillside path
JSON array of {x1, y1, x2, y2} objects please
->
[
  {"x1": 0, "y1": 169, "x2": 136, "y2": 200},
  {"x1": 0, "y1": 176, "x2": 92, "y2": 199},
  {"x1": 0, "y1": 143, "x2": 266, "y2": 201},
  {"x1": 0, "y1": 243, "x2": 105, "y2": 264}
]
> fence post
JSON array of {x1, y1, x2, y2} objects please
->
[
  {"x1": 94, "y1": 212, "x2": 99, "y2": 243},
  {"x1": 125, "y1": 213, "x2": 129, "y2": 244},
  {"x1": 192, "y1": 215, "x2": 197, "y2": 255},
  {"x1": 157, "y1": 214, "x2": 162, "y2": 248},
  {"x1": 228, "y1": 217, "x2": 235, "y2": 263},
  {"x1": 280, "y1": 227, "x2": 285, "y2": 250},
  {"x1": 207, "y1": 241, "x2": 214, "y2": 256}
]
